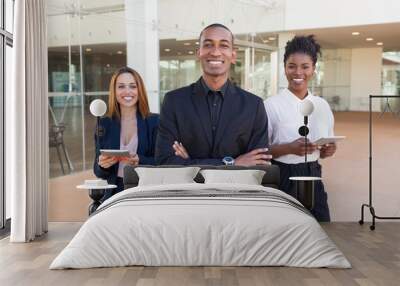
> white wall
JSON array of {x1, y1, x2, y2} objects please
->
[
  {"x1": 285, "y1": 0, "x2": 400, "y2": 30},
  {"x1": 48, "y1": 0, "x2": 400, "y2": 47},
  {"x1": 47, "y1": 0, "x2": 126, "y2": 45},
  {"x1": 47, "y1": 11, "x2": 126, "y2": 47},
  {"x1": 157, "y1": 0, "x2": 285, "y2": 39},
  {"x1": 48, "y1": 0, "x2": 287, "y2": 47},
  {"x1": 141, "y1": 0, "x2": 400, "y2": 37},
  {"x1": 350, "y1": 48, "x2": 382, "y2": 111}
]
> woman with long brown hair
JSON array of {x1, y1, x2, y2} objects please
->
[{"x1": 94, "y1": 66, "x2": 159, "y2": 200}]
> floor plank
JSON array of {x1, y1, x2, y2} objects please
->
[{"x1": 0, "y1": 222, "x2": 399, "y2": 286}]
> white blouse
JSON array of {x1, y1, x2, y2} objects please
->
[
  {"x1": 264, "y1": 88, "x2": 334, "y2": 164},
  {"x1": 117, "y1": 131, "x2": 138, "y2": 178}
]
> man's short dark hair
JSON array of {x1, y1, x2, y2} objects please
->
[{"x1": 199, "y1": 23, "x2": 234, "y2": 44}]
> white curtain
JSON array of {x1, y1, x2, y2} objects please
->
[{"x1": 8, "y1": 0, "x2": 49, "y2": 242}]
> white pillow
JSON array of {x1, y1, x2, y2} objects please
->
[
  {"x1": 200, "y1": 169, "x2": 266, "y2": 185},
  {"x1": 135, "y1": 167, "x2": 200, "y2": 186}
]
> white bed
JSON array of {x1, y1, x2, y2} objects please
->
[{"x1": 50, "y1": 183, "x2": 351, "y2": 269}]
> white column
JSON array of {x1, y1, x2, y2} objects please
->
[
  {"x1": 244, "y1": 47, "x2": 251, "y2": 91},
  {"x1": 350, "y1": 48, "x2": 382, "y2": 111},
  {"x1": 125, "y1": 0, "x2": 160, "y2": 113},
  {"x1": 277, "y1": 32, "x2": 295, "y2": 92},
  {"x1": 270, "y1": 51, "x2": 278, "y2": 97}
]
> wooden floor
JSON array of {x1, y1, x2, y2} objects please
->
[{"x1": 0, "y1": 222, "x2": 399, "y2": 286}]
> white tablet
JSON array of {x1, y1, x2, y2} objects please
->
[
  {"x1": 313, "y1": 136, "x2": 346, "y2": 145},
  {"x1": 100, "y1": 149, "x2": 130, "y2": 157}
]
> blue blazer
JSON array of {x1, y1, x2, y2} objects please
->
[
  {"x1": 155, "y1": 78, "x2": 268, "y2": 165},
  {"x1": 93, "y1": 112, "x2": 159, "y2": 188}
]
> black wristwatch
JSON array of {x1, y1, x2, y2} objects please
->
[{"x1": 222, "y1": 156, "x2": 235, "y2": 165}]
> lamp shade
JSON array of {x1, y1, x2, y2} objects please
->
[
  {"x1": 299, "y1": 99, "x2": 314, "y2": 116},
  {"x1": 89, "y1": 99, "x2": 107, "y2": 117}
]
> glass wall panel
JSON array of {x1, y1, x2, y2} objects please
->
[
  {"x1": 232, "y1": 48, "x2": 245, "y2": 88},
  {"x1": 48, "y1": 12, "x2": 84, "y2": 177},
  {"x1": 233, "y1": 46, "x2": 272, "y2": 100},
  {"x1": 160, "y1": 58, "x2": 201, "y2": 101},
  {"x1": 5, "y1": 43, "x2": 11, "y2": 220},
  {"x1": 1, "y1": 0, "x2": 14, "y2": 229},
  {"x1": 382, "y1": 52, "x2": 400, "y2": 112},
  {"x1": 311, "y1": 49, "x2": 351, "y2": 111},
  {"x1": 48, "y1": 0, "x2": 128, "y2": 178},
  {"x1": 82, "y1": 43, "x2": 127, "y2": 166},
  {"x1": 251, "y1": 49, "x2": 271, "y2": 99},
  {"x1": 159, "y1": 45, "x2": 273, "y2": 101}
]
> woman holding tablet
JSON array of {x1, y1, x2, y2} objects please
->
[
  {"x1": 94, "y1": 66, "x2": 159, "y2": 200},
  {"x1": 264, "y1": 35, "x2": 336, "y2": 221}
]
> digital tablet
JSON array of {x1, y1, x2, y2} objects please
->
[
  {"x1": 100, "y1": 149, "x2": 130, "y2": 157},
  {"x1": 313, "y1": 136, "x2": 346, "y2": 145}
]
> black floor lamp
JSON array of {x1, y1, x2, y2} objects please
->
[
  {"x1": 289, "y1": 99, "x2": 321, "y2": 211},
  {"x1": 77, "y1": 99, "x2": 114, "y2": 215}
]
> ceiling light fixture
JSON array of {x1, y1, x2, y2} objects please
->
[
  {"x1": 366, "y1": 37, "x2": 374, "y2": 41},
  {"x1": 164, "y1": 48, "x2": 171, "y2": 52},
  {"x1": 268, "y1": 36, "x2": 276, "y2": 41},
  {"x1": 117, "y1": 51, "x2": 123, "y2": 54},
  {"x1": 188, "y1": 51, "x2": 194, "y2": 55},
  {"x1": 352, "y1": 32, "x2": 360, "y2": 36},
  {"x1": 183, "y1": 42, "x2": 191, "y2": 46},
  {"x1": 85, "y1": 48, "x2": 92, "y2": 52},
  {"x1": 263, "y1": 39, "x2": 269, "y2": 43},
  {"x1": 376, "y1": 42, "x2": 383, "y2": 46}
]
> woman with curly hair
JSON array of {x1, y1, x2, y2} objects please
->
[{"x1": 264, "y1": 35, "x2": 336, "y2": 222}]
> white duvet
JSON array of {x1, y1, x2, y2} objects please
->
[{"x1": 50, "y1": 183, "x2": 350, "y2": 269}]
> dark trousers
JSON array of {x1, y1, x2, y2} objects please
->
[
  {"x1": 272, "y1": 160, "x2": 331, "y2": 222},
  {"x1": 101, "y1": 177, "x2": 124, "y2": 202}
]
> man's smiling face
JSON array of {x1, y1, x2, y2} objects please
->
[{"x1": 197, "y1": 26, "x2": 236, "y2": 79}]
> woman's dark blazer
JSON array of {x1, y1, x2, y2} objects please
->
[{"x1": 93, "y1": 112, "x2": 159, "y2": 187}]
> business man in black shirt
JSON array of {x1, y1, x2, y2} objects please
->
[{"x1": 155, "y1": 23, "x2": 271, "y2": 166}]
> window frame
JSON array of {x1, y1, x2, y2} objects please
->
[{"x1": 0, "y1": 0, "x2": 14, "y2": 232}]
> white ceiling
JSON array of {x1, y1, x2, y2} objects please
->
[
  {"x1": 283, "y1": 22, "x2": 400, "y2": 51},
  {"x1": 48, "y1": 22, "x2": 400, "y2": 58},
  {"x1": 159, "y1": 22, "x2": 400, "y2": 57}
]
